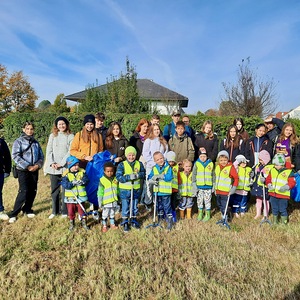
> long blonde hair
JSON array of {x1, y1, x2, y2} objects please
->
[
  {"x1": 279, "y1": 123, "x2": 298, "y2": 146},
  {"x1": 146, "y1": 124, "x2": 167, "y2": 151},
  {"x1": 201, "y1": 120, "x2": 215, "y2": 140}
]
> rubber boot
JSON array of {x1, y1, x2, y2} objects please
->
[
  {"x1": 197, "y1": 209, "x2": 203, "y2": 221},
  {"x1": 179, "y1": 209, "x2": 185, "y2": 220},
  {"x1": 131, "y1": 217, "x2": 140, "y2": 229},
  {"x1": 166, "y1": 215, "x2": 173, "y2": 230},
  {"x1": 81, "y1": 218, "x2": 90, "y2": 230},
  {"x1": 186, "y1": 208, "x2": 192, "y2": 219},
  {"x1": 202, "y1": 210, "x2": 211, "y2": 222},
  {"x1": 281, "y1": 216, "x2": 288, "y2": 225},
  {"x1": 172, "y1": 210, "x2": 177, "y2": 223},
  {"x1": 69, "y1": 220, "x2": 75, "y2": 231},
  {"x1": 272, "y1": 215, "x2": 278, "y2": 225}
]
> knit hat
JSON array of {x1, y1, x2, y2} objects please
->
[
  {"x1": 235, "y1": 155, "x2": 249, "y2": 164},
  {"x1": 217, "y1": 150, "x2": 229, "y2": 160},
  {"x1": 258, "y1": 150, "x2": 271, "y2": 165},
  {"x1": 83, "y1": 114, "x2": 96, "y2": 126},
  {"x1": 166, "y1": 151, "x2": 176, "y2": 162},
  {"x1": 198, "y1": 148, "x2": 207, "y2": 156},
  {"x1": 125, "y1": 146, "x2": 137, "y2": 157},
  {"x1": 55, "y1": 116, "x2": 69, "y2": 127},
  {"x1": 272, "y1": 153, "x2": 286, "y2": 166},
  {"x1": 66, "y1": 156, "x2": 80, "y2": 169}
]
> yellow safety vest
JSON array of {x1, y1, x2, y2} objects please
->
[
  {"x1": 195, "y1": 161, "x2": 213, "y2": 186},
  {"x1": 99, "y1": 176, "x2": 118, "y2": 205},
  {"x1": 236, "y1": 166, "x2": 252, "y2": 191},
  {"x1": 65, "y1": 169, "x2": 88, "y2": 202},
  {"x1": 215, "y1": 165, "x2": 232, "y2": 192},
  {"x1": 153, "y1": 166, "x2": 172, "y2": 194},
  {"x1": 119, "y1": 161, "x2": 141, "y2": 190},
  {"x1": 257, "y1": 164, "x2": 274, "y2": 187},
  {"x1": 171, "y1": 165, "x2": 179, "y2": 189},
  {"x1": 179, "y1": 172, "x2": 193, "y2": 196},
  {"x1": 270, "y1": 168, "x2": 292, "y2": 197}
]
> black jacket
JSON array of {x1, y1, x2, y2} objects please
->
[
  {"x1": 0, "y1": 138, "x2": 11, "y2": 174},
  {"x1": 194, "y1": 132, "x2": 218, "y2": 162}
]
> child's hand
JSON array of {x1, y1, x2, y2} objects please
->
[
  {"x1": 267, "y1": 184, "x2": 274, "y2": 191},
  {"x1": 149, "y1": 178, "x2": 159, "y2": 186},
  {"x1": 279, "y1": 184, "x2": 290, "y2": 192}
]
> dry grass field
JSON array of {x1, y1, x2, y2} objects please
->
[{"x1": 0, "y1": 172, "x2": 300, "y2": 299}]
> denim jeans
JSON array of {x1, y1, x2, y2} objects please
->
[
  {"x1": 230, "y1": 194, "x2": 248, "y2": 213},
  {"x1": 269, "y1": 196, "x2": 288, "y2": 217},
  {"x1": 120, "y1": 189, "x2": 139, "y2": 218},
  {"x1": 0, "y1": 173, "x2": 4, "y2": 212},
  {"x1": 156, "y1": 195, "x2": 172, "y2": 218},
  {"x1": 216, "y1": 194, "x2": 229, "y2": 216}
]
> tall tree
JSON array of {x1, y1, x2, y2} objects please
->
[
  {"x1": 0, "y1": 65, "x2": 38, "y2": 114},
  {"x1": 51, "y1": 93, "x2": 70, "y2": 113},
  {"x1": 221, "y1": 58, "x2": 278, "y2": 117}
]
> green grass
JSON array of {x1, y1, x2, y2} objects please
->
[{"x1": 1, "y1": 173, "x2": 300, "y2": 299}]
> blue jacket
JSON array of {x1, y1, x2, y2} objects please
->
[
  {"x1": 163, "y1": 122, "x2": 192, "y2": 142},
  {"x1": 12, "y1": 133, "x2": 44, "y2": 171}
]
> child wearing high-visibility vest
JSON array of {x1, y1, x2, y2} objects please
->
[
  {"x1": 116, "y1": 146, "x2": 145, "y2": 232},
  {"x1": 61, "y1": 156, "x2": 89, "y2": 231},
  {"x1": 214, "y1": 150, "x2": 239, "y2": 218},
  {"x1": 231, "y1": 155, "x2": 252, "y2": 218},
  {"x1": 178, "y1": 159, "x2": 194, "y2": 219},
  {"x1": 148, "y1": 151, "x2": 173, "y2": 230},
  {"x1": 192, "y1": 148, "x2": 214, "y2": 222},
  {"x1": 97, "y1": 162, "x2": 119, "y2": 233},
  {"x1": 166, "y1": 151, "x2": 180, "y2": 222},
  {"x1": 265, "y1": 153, "x2": 295, "y2": 224}
]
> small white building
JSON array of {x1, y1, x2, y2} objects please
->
[{"x1": 283, "y1": 105, "x2": 300, "y2": 121}]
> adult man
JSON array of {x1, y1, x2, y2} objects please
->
[
  {"x1": 163, "y1": 110, "x2": 192, "y2": 142},
  {"x1": 264, "y1": 115, "x2": 285, "y2": 143}
]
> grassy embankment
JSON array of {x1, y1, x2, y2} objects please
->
[{"x1": 0, "y1": 173, "x2": 300, "y2": 299}]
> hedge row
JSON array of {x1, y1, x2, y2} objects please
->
[{"x1": 3, "y1": 112, "x2": 298, "y2": 145}]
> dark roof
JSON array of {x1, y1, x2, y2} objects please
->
[{"x1": 64, "y1": 79, "x2": 188, "y2": 107}]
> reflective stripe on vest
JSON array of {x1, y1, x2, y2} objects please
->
[
  {"x1": 195, "y1": 161, "x2": 213, "y2": 186},
  {"x1": 237, "y1": 166, "x2": 252, "y2": 191},
  {"x1": 215, "y1": 165, "x2": 232, "y2": 192},
  {"x1": 65, "y1": 169, "x2": 88, "y2": 201},
  {"x1": 257, "y1": 164, "x2": 274, "y2": 187},
  {"x1": 270, "y1": 168, "x2": 292, "y2": 197},
  {"x1": 119, "y1": 161, "x2": 141, "y2": 190},
  {"x1": 179, "y1": 172, "x2": 193, "y2": 196},
  {"x1": 100, "y1": 176, "x2": 118, "y2": 205},
  {"x1": 153, "y1": 166, "x2": 172, "y2": 194},
  {"x1": 172, "y1": 165, "x2": 179, "y2": 189}
]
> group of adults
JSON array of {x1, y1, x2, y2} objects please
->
[{"x1": 1, "y1": 109, "x2": 298, "y2": 223}]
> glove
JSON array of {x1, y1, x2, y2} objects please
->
[
  {"x1": 279, "y1": 184, "x2": 290, "y2": 192},
  {"x1": 192, "y1": 184, "x2": 198, "y2": 197},
  {"x1": 129, "y1": 173, "x2": 138, "y2": 180},
  {"x1": 267, "y1": 184, "x2": 275, "y2": 190},
  {"x1": 260, "y1": 176, "x2": 266, "y2": 184},
  {"x1": 152, "y1": 174, "x2": 164, "y2": 181},
  {"x1": 4, "y1": 173, "x2": 9, "y2": 178},
  {"x1": 72, "y1": 179, "x2": 79, "y2": 186},
  {"x1": 149, "y1": 178, "x2": 159, "y2": 186},
  {"x1": 229, "y1": 186, "x2": 237, "y2": 195},
  {"x1": 250, "y1": 171, "x2": 255, "y2": 179}
]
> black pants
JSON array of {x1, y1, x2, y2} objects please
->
[
  {"x1": 11, "y1": 170, "x2": 38, "y2": 217},
  {"x1": 50, "y1": 174, "x2": 67, "y2": 215}
]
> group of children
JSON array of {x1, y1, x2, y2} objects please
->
[{"x1": 61, "y1": 144, "x2": 296, "y2": 232}]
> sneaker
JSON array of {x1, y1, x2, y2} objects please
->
[
  {"x1": 123, "y1": 222, "x2": 130, "y2": 232},
  {"x1": 48, "y1": 214, "x2": 56, "y2": 219},
  {"x1": 61, "y1": 214, "x2": 68, "y2": 218},
  {"x1": 0, "y1": 212, "x2": 9, "y2": 221},
  {"x1": 235, "y1": 213, "x2": 240, "y2": 218},
  {"x1": 26, "y1": 213, "x2": 36, "y2": 218},
  {"x1": 9, "y1": 217, "x2": 16, "y2": 223}
]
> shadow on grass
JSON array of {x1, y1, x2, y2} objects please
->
[{"x1": 284, "y1": 283, "x2": 300, "y2": 300}]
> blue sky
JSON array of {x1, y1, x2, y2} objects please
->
[{"x1": 0, "y1": 0, "x2": 299, "y2": 114}]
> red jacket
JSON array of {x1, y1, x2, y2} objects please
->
[{"x1": 215, "y1": 163, "x2": 239, "y2": 196}]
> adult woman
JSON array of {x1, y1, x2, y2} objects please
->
[
  {"x1": 194, "y1": 121, "x2": 218, "y2": 162},
  {"x1": 44, "y1": 116, "x2": 74, "y2": 219},
  {"x1": 105, "y1": 121, "x2": 129, "y2": 165},
  {"x1": 220, "y1": 125, "x2": 244, "y2": 162},
  {"x1": 70, "y1": 114, "x2": 104, "y2": 168},
  {"x1": 274, "y1": 123, "x2": 297, "y2": 169},
  {"x1": 129, "y1": 118, "x2": 150, "y2": 160},
  {"x1": 9, "y1": 121, "x2": 44, "y2": 223},
  {"x1": 233, "y1": 118, "x2": 249, "y2": 142},
  {"x1": 245, "y1": 124, "x2": 273, "y2": 167}
]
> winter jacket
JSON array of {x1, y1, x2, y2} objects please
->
[
  {"x1": 96, "y1": 126, "x2": 108, "y2": 146},
  {"x1": 266, "y1": 118, "x2": 285, "y2": 143},
  {"x1": 70, "y1": 130, "x2": 104, "y2": 161},
  {"x1": 142, "y1": 137, "x2": 168, "y2": 171},
  {"x1": 0, "y1": 138, "x2": 11, "y2": 174},
  {"x1": 220, "y1": 138, "x2": 245, "y2": 162},
  {"x1": 44, "y1": 132, "x2": 74, "y2": 175},
  {"x1": 163, "y1": 122, "x2": 192, "y2": 142},
  {"x1": 245, "y1": 136, "x2": 273, "y2": 167},
  {"x1": 105, "y1": 136, "x2": 129, "y2": 162},
  {"x1": 292, "y1": 143, "x2": 300, "y2": 171},
  {"x1": 129, "y1": 131, "x2": 145, "y2": 160},
  {"x1": 12, "y1": 133, "x2": 44, "y2": 171},
  {"x1": 168, "y1": 133, "x2": 195, "y2": 163},
  {"x1": 194, "y1": 132, "x2": 218, "y2": 162}
]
